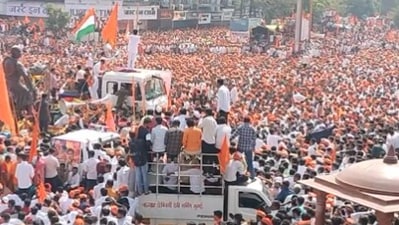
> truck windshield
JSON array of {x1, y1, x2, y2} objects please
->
[{"x1": 144, "y1": 77, "x2": 166, "y2": 100}]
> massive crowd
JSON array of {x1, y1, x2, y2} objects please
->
[{"x1": 0, "y1": 16, "x2": 399, "y2": 225}]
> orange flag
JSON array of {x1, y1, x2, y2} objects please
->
[
  {"x1": 24, "y1": 16, "x2": 30, "y2": 24},
  {"x1": 101, "y1": 3, "x2": 119, "y2": 47},
  {"x1": 29, "y1": 109, "x2": 40, "y2": 162},
  {"x1": 37, "y1": 181, "x2": 46, "y2": 203},
  {"x1": 0, "y1": 61, "x2": 17, "y2": 135},
  {"x1": 218, "y1": 135, "x2": 230, "y2": 174},
  {"x1": 38, "y1": 18, "x2": 45, "y2": 31},
  {"x1": 105, "y1": 103, "x2": 116, "y2": 132}
]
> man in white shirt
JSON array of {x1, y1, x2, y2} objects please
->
[
  {"x1": 116, "y1": 160, "x2": 130, "y2": 189},
  {"x1": 175, "y1": 108, "x2": 188, "y2": 131},
  {"x1": 93, "y1": 176, "x2": 105, "y2": 200},
  {"x1": 65, "y1": 166, "x2": 80, "y2": 189},
  {"x1": 266, "y1": 129, "x2": 282, "y2": 149},
  {"x1": 198, "y1": 108, "x2": 218, "y2": 173},
  {"x1": 43, "y1": 148, "x2": 61, "y2": 192},
  {"x1": 15, "y1": 153, "x2": 35, "y2": 198},
  {"x1": 75, "y1": 65, "x2": 85, "y2": 82},
  {"x1": 161, "y1": 158, "x2": 179, "y2": 192},
  {"x1": 224, "y1": 152, "x2": 246, "y2": 185},
  {"x1": 215, "y1": 116, "x2": 232, "y2": 150},
  {"x1": 230, "y1": 81, "x2": 238, "y2": 105},
  {"x1": 83, "y1": 151, "x2": 100, "y2": 191},
  {"x1": 216, "y1": 78, "x2": 230, "y2": 120},
  {"x1": 151, "y1": 117, "x2": 168, "y2": 154},
  {"x1": 91, "y1": 58, "x2": 106, "y2": 100},
  {"x1": 180, "y1": 162, "x2": 204, "y2": 194},
  {"x1": 127, "y1": 29, "x2": 141, "y2": 69}
]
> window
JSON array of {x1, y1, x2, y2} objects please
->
[
  {"x1": 121, "y1": 82, "x2": 142, "y2": 100},
  {"x1": 144, "y1": 78, "x2": 166, "y2": 100},
  {"x1": 238, "y1": 192, "x2": 263, "y2": 209},
  {"x1": 106, "y1": 81, "x2": 118, "y2": 95}
]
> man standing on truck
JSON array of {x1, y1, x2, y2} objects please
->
[
  {"x1": 216, "y1": 78, "x2": 230, "y2": 121},
  {"x1": 230, "y1": 116, "x2": 257, "y2": 180},
  {"x1": 129, "y1": 117, "x2": 152, "y2": 196}
]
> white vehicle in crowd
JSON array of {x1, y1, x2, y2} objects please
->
[
  {"x1": 137, "y1": 159, "x2": 272, "y2": 225},
  {"x1": 51, "y1": 129, "x2": 120, "y2": 163},
  {"x1": 101, "y1": 68, "x2": 172, "y2": 112}
]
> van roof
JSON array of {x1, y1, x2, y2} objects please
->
[
  {"x1": 53, "y1": 129, "x2": 120, "y2": 143},
  {"x1": 103, "y1": 68, "x2": 171, "y2": 82}
]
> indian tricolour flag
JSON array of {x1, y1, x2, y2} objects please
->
[{"x1": 73, "y1": 8, "x2": 96, "y2": 41}]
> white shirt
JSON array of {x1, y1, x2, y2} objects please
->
[
  {"x1": 180, "y1": 168, "x2": 204, "y2": 193},
  {"x1": 128, "y1": 35, "x2": 140, "y2": 54},
  {"x1": 198, "y1": 116, "x2": 217, "y2": 144},
  {"x1": 83, "y1": 157, "x2": 100, "y2": 180},
  {"x1": 75, "y1": 69, "x2": 85, "y2": 81},
  {"x1": 66, "y1": 172, "x2": 80, "y2": 188},
  {"x1": 175, "y1": 115, "x2": 187, "y2": 130},
  {"x1": 217, "y1": 85, "x2": 230, "y2": 112},
  {"x1": 267, "y1": 134, "x2": 282, "y2": 149},
  {"x1": 224, "y1": 160, "x2": 245, "y2": 182},
  {"x1": 94, "y1": 196, "x2": 107, "y2": 207},
  {"x1": 116, "y1": 166, "x2": 130, "y2": 188},
  {"x1": 162, "y1": 162, "x2": 179, "y2": 190},
  {"x1": 215, "y1": 124, "x2": 232, "y2": 149},
  {"x1": 93, "y1": 182, "x2": 105, "y2": 200},
  {"x1": 93, "y1": 62, "x2": 102, "y2": 78},
  {"x1": 43, "y1": 154, "x2": 60, "y2": 178},
  {"x1": 151, "y1": 124, "x2": 168, "y2": 152},
  {"x1": 15, "y1": 161, "x2": 34, "y2": 189},
  {"x1": 230, "y1": 86, "x2": 238, "y2": 104}
]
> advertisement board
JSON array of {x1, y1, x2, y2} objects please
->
[
  {"x1": 222, "y1": 8, "x2": 234, "y2": 21},
  {"x1": 198, "y1": 13, "x2": 211, "y2": 24},
  {"x1": 158, "y1": 8, "x2": 173, "y2": 20},
  {"x1": 5, "y1": 2, "x2": 64, "y2": 17},
  {"x1": 173, "y1": 11, "x2": 186, "y2": 21},
  {"x1": 211, "y1": 12, "x2": 222, "y2": 22},
  {"x1": 65, "y1": 4, "x2": 158, "y2": 20}
]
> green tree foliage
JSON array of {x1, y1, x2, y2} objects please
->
[
  {"x1": 341, "y1": 0, "x2": 379, "y2": 18},
  {"x1": 45, "y1": 4, "x2": 70, "y2": 34},
  {"x1": 253, "y1": 0, "x2": 296, "y2": 22}
]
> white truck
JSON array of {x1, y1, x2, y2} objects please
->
[
  {"x1": 51, "y1": 129, "x2": 120, "y2": 163},
  {"x1": 137, "y1": 160, "x2": 272, "y2": 225},
  {"x1": 101, "y1": 68, "x2": 172, "y2": 112}
]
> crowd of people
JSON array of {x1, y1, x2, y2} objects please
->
[{"x1": 0, "y1": 15, "x2": 399, "y2": 225}]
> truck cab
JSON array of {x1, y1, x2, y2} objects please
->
[
  {"x1": 137, "y1": 157, "x2": 272, "y2": 225},
  {"x1": 101, "y1": 69, "x2": 172, "y2": 113}
]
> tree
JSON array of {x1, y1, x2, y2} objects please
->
[
  {"x1": 45, "y1": 4, "x2": 70, "y2": 35},
  {"x1": 341, "y1": 0, "x2": 379, "y2": 18},
  {"x1": 253, "y1": 0, "x2": 296, "y2": 22}
]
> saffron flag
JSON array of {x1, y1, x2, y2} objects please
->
[
  {"x1": 101, "y1": 3, "x2": 119, "y2": 47},
  {"x1": 72, "y1": 8, "x2": 96, "y2": 41},
  {"x1": 37, "y1": 181, "x2": 46, "y2": 203},
  {"x1": 29, "y1": 109, "x2": 40, "y2": 162},
  {"x1": 218, "y1": 135, "x2": 230, "y2": 174},
  {"x1": 105, "y1": 103, "x2": 116, "y2": 132},
  {"x1": 0, "y1": 62, "x2": 17, "y2": 135}
]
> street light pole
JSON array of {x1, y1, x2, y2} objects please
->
[{"x1": 294, "y1": 0, "x2": 303, "y2": 53}]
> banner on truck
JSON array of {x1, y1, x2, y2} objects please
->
[{"x1": 52, "y1": 139, "x2": 82, "y2": 165}]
